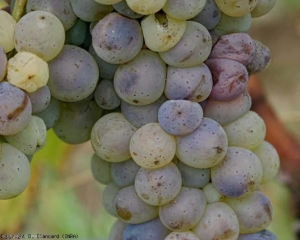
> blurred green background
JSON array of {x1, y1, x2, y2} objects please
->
[{"x1": 1, "y1": 0, "x2": 300, "y2": 239}]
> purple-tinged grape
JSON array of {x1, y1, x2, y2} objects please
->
[
  {"x1": 246, "y1": 40, "x2": 271, "y2": 75},
  {"x1": 158, "y1": 100, "x2": 203, "y2": 136},
  {"x1": 91, "y1": 153, "x2": 112, "y2": 185},
  {"x1": 103, "y1": 182, "x2": 121, "y2": 217},
  {"x1": 159, "y1": 21, "x2": 212, "y2": 68},
  {"x1": 0, "y1": 82, "x2": 32, "y2": 136},
  {"x1": 89, "y1": 44, "x2": 119, "y2": 80},
  {"x1": 192, "y1": 202, "x2": 239, "y2": 240},
  {"x1": 204, "y1": 91, "x2": 252, "y2": 126},
  {"x1": 94, "y1": 79, "x2": 121, "y2": 110},
  {"x1": 126, "y1": 0, "x2": 167, "y2": 15},
  {"x1": 135, "y1": 162, "x2": 182, "y2": 206},
  {"x1": 26, "y1": 0, "x2": 77, "y2": 30},
  {"x1": 27, "y1": 86, "x2": 51, "y2": 114},
  {"x1": 211, "y1": 147, "x2": 263, "y2": 198},
  {"x1": 213, "y1": 13, "x2": 252, "y2": 37},
  {"x1": 224, "y1": 191, "x2": 273, "y2": 234},
  {"x1": 0, "y1": 143, "x2": 30, "y2": 199},
  {"x1": 92, "y1": 12, "x2": 143, "y2": 64},
  {"x1": 253, "y1": 141, "x2": 280, "y2": 183},
  {"x1": 141, "y1": 12, "x2": 186, "y2": 52},
  {"x1": 176, "y1": 118, "x2": 228, "y2": 168},
  {"x1": 210, "y1": 30, "x2": 219, "y2": 46},
  {"x1": 0, "y1": 10, "x2": 16, "y2": 53},
  {"x1": 192, "y1": 0, "x2": 222, "y2": 30},
  {"x1": 251, "y1": 0, "x2": 277, "y2": 18},
  {"x1": 70, "y1": 0, "x2": 113, "y2": 22},
  {"x1": 65, "y1": 19, "x2": 87, "y2": 47},
  {"x1": 91, "y1": 113, "x2": 137, "y2": 162},
  {"x1": 53, "y1": 100, "x2": 103, "y2": 145},
  {"x1": 121, "y1": 95, "x2": 167, "y2": 128},
  {"x1": 111, "y1": 159, "x2": 140, "y2": 188},
  {"x1": 48, "y1": 45, "x2": 99, "y2": 102},
  {"x1": 237, "y1": 230, "x2": 277, "y2": 240},
  {"x1": 223, "y1": 111, "x2": 266, "y2": 150},
  {"x1": 35, "y1": 97, "x2": 60, "y2": 130},
  {"x1": 164, "y1": 64, "x2": 213, "y2": 102},
  {"x1": 109, "y1": 220, "x2": 127, "y2": 240},
  {"x1": 130, "y1": 123, "x2": 176, "y2": 169},
  {"x1": 162, "y1": 0, "x2": 206, "y2": 20},
  {"x1": 113, "y1": 1, "x2": 144, "y2": 18},
  {"x1": 209, "y1": 33, "x2": 256, "y2": 66},
  {"x1": 115, "y1": 185, "x2": 159, "y2": 223},
  {"x1": 164, "y1": 231, "x2": 200, "y2": 240},
  {"x1": 215, "y1": 0, "x2": 258, "y2": 17},
  {"x1": 0, "y1": 46, "x2": 7, "y2": 81},
  {"x1": 114, "y1": 50, "x2": 166, "y2": 105},
  {"x1": 159, "y1": 187, "x2": 206, "y2": 231},
  {"x1": 203, "y1": 182, "x2": 224, "y2": 203},
  {"x1": 206, "y1": 59, "x2": 249, "y2": 101},
  {"x1": 177, "y1": 161, "x2": 210, "y2": 188},
  {"x1": 123, "y1": 218, "x2": 171, "y2": 240}
]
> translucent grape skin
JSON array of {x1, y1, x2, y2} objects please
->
[
  {"x1": 27, "y1": 86, "x2": 51, "y2": 114},
  {"x1": 92, "y1": 12, "x2": 143, "y2": 64},
  {"x1": 158, "y1": 100, "x2": 204, "y2": 136},
  {"x1": 91, "y1": 113, "x2": 137, "y2": 162},
  {"x1": 204, "y1": 91, "x2": 252, "y2": 126},
  {"x1": 65, "y1": 19, "x2": 87, "y2": 47},
  {"x1": 113, "y1": 1, "x2": 144, "y2": 19},
  {"x1": 159, "y1": 21, "x2": 212, "y2": 68},
  {"x1": 90, "y1": 153, "x2": 112, "y2": 185},
  {"x1": 48, "y1": 45, "x2": 99, "y2": 102},
  {"x1": 209, "y1": 33, "x2": 256, "y2": 66},
  {"x1": 0, "y1": 10, "x2": 16, "y2": 53},
  {"x1": 206, "y1": 59, "x2": 249, "y2": 101},
  {"x1": 130, "y1": 123, "x2": 176, "y2": 169},
  {"x1": 14, "y1": 11, "x2": 65, "y2": 61},
  {"x1": 211, "y1": 147, "x2": 263, "y2": 198},
  {"x1": 26, "y1": 0, "x2": 77, "y2": 30},
  {"x1": 164, "y1": 231, "x2": 200, "y2": 240},
  {"x1": 103, "y1": 182, "x2": 121, "y2": 217},
  {"x1": 121, "y1": 95, "x2": 167, "y2": 128},
  {"x1": 0, "y1": 143, "x2": 30, "y2": 200},
  {"x1": 94, "y1": 79, "x2": 121, "y2": 110},
  {"x1": 176, "y1": 118, "x2": 228, "y2": 168},
  {"x1": 203, "y1": 182, "x2": 224, "y2": 203},
  {"x1": 123, "y1": 218, "x2": 171, "y2": 240},
  {"x1": 70, "y1": 0, "x2": 113, "y2": 22},
  {"x1": 237, "y1": 230, "x2": 277, "y2": 240},
  {"x1": 0, "y1": 82, "x2": 32, "y2": 136},
  {"x1": 251, "y1": 0, "x2": 277, "y2": 18},
  {"x1": 0, "y1": 46, "x2": 7, "y2": 81},
  {"x1": 111, "y1": 159, "x2": 140, "y2": 188},
  {"x1": 177, "y1": 161, "x2": 210, "y2": 188},
  {"x1": 224, "y1": 191, "x2": 273, "y2": 234},
  {"x1": 192, "y1": 0, "x2": 222, "y2": 30},
  {"x1": 115, "y1": 185, "x2": 159, "y2": 224},
  {"x1": 135, "y1": 162, "x2": 182, "y2": 206},
  {"x1": 109, "y1": 220, "x2": 127, "y2": 240},
  {"x1": 35, "y1": 97, "x2": 60, "y2": 130},
  {"x1": 159, "y1": 187, "x2": 207, "y2": 231},
  {"x1": 215, "y1": 0, "x2": 258, "y2": 17},
  {"x1": 192, "y1": 202, "x2": 239, "y2": 240},
  {"x1": 223, "y1": 111, "x2": 266, "y2": 150},
  {"x1": 114, "y1": 50, "x2": 166, "y2": 106},
  {"x1": 164, "y1": 63, "x2": 213, "y2": 102}
]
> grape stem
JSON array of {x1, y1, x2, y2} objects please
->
[{"x1": 12, "y1": 0, "x2": 27, "y2": 21}]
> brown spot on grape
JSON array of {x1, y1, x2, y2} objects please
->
[
  {"x1": 116, "y1": 207, "x2": 132, "y2": 221},
  {"x1": 216, "y1": 229, "x2": 235, "y2": 239},
  {"x1": 40, "y1": 16, "x2": 45, "y2": 20},
  {"x1": 7, "y1": 95, "x2": 28, "y2": 120},
  {"x1": 28, "y1": 75, "x2": 34, "y2": 79},
  {"x1": 141, "y1": 193, "x2": 150, "y2": 200},
  {"x1": 133, "y1": 99, "x2": 139, "y2": 104},
  {"x1": 214, "y1": 146, "x2": 223, "y2": 154},
  {"x1": 263, "y1": 203, "x2": 272, "y2": 219},
  {"x1": 154, "y1": 160, "x2": 160, "y2": 165},
  {"x1": 132, "y1": 152, "x2": 137, "y2": 156}
]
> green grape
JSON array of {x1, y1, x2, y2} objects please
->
[
  {"x1": 113, "y1": 1, "x2": 144, "y2": 19},
  {"x1": 215, "y1": 0, "x2": 258, "y2": 17},
  {"x1": 103, "y1": 182, "x2": 121, "y2": 217},
  {"x1": 126, "y1": 0, "x2": 168, "y2": 15},
  {"x1": 5, "y1": 116, "x2": 46, "y2": 155},
  {"x1": 14, "y1": 11, "x2": 65, "y2": 61},
  {"x1": 0, "y1": 10, "x2": 16, "y2": 53},
  {"x1": 91, "y1": 113, "x2": 137, "y2": 162},
  {"x1": 95, "y1": 0, "x2": 122, "y2": 5},
  {"x1": 203, "y1": 182, "x2": 224, "y2": 204},
  {"x1": 164, "y1": 231, "x2": 200, "y2": 240},
  {"x1": 251, "y1": 0, "x2": 277, "y2": 18},
  {"x1": 0, "y1": 46, "x2": 7, "y2": 81},
  {"x1": 35, "y1": 97, "x2": 60, "y2": 130},
  {"x1": 0, "y1": 142, "x2": 30, "y2": 200},
  {"x1": 91, "y1": 154, "x2": 112, "y2": 185},
  {"x1": 130, "y1": 123, "x2": 176, "y2": 169},
  {"x1": 65, "y1": 19, "x2": 87, "y2": 47}
]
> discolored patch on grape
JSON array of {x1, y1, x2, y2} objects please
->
[
  {"x1": 179, "y1": 52, "x2": 193, "y2": 63},
  {"x1": 40, "y1": 16, "x2": 45, "y2": 20},
  {"x1": 7, "y1": 95, "x2": 28, "y2": 120},
  {"x1": 27, "y1": 75, "x2": 35, "y2": 79},
  {"x1": 170, "y1": 221, "x2": 183, "y2": 230},
  {"x1": 154, "y1": 160, "x2": 160, "y2": 165},
  {"x1": 263, "y1": 203, "x2": 273, "y2": 220},
  {"x1": 116, "y1": 207, "x2": 132, "y2": 221},
  {"x1": 214, "y1": 146, "x2": 223, "y2": 154},
  {"x1": 155, "y1": 11, "x2": 168, "y2": 29},
  {"x1": 216, "y1": 229, "x2": 236, "y2": 240},
  {"x1": 141, "y1": 193, "x2": 150, "y2": 200},
  {"x1": 132, "y1": 152, "x2": 137, "y2": 156}
]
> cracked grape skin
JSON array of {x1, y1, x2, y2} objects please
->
[
  {"x1": 114, "y1": 185, "x2": 159, "y2": 224},
  {"x1": 176, "y1": 117, "x2": 228, "y2": 169},
  {"x1": 135, "y1": 162, "x2": 182, "y2": 206},
  {"x1": 91, "y1": 113, "x2": 137, "y2": 162},
  {"x1": 114, "y1": 50, "x2": 167, "y2": 106},
  {"x1": 164, "y1": 63, "x2": 213, "y2": 103},
  {"x1": 211, "y1": 147, "x2": 263, "y2": 198},
  {"x1": 0, "y1": 47, "x2": 7, "y2": 81},
  {"x1": 92, "y1": 12, "x2": 143, "y2": 64},
  {"x1": 0, "y1": 82, "x2": 32, "y2": 136}
]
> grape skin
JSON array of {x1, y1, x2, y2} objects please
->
[
  {"x1": 251, "y1": 0, "x2": 277, "y2": 18},
  {"x1": 0, "y1": 47, "x2": 7, "y2": 81},
  {"x1": 65, "y1": 19, "x2": 87, "y2": 47},
  {"x1": 237, "y1": 230, "x2": 277, "y2": 240},
  {"x1": 35, "y1": 97, "x2": 60, "y2": 130},
  {"x1": 164, "y1": 231, "x2": 200, "y2": 240},
  {"x1": 113, "y1": 1, "x2": 144, "y2": 19},
  {"x1": 103, "y1": 182, "x2": 121, "y2": 217},
  {"x1": 215, "y1": 0, "x2": 258, "y2": 17},
  {"x1": 109, "y1": 220, "x2": 127, "y2": 240},
  {"x1": 126, "y1": 0, "x2": 168, "y2": 15},
  {"x1": 203, "y1": 182, "x2": 224, "y2": 203},
  {"x1": 0, "y1": 10, "x2": 16, "y2": 53},
  {"x1": 27, "y1": 86, "x2": 51, "y2": 114},
  {"x1": 91, "y1": 154, "x2": 112, "y2": 185}
]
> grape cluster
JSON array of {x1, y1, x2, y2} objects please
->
[{"x1": 0, "y1": 0, "x2": 279, "y2": 239}]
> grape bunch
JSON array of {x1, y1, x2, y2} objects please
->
[{"x1": 0, "y1": 0, "x2": 280, "y2": 239}]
